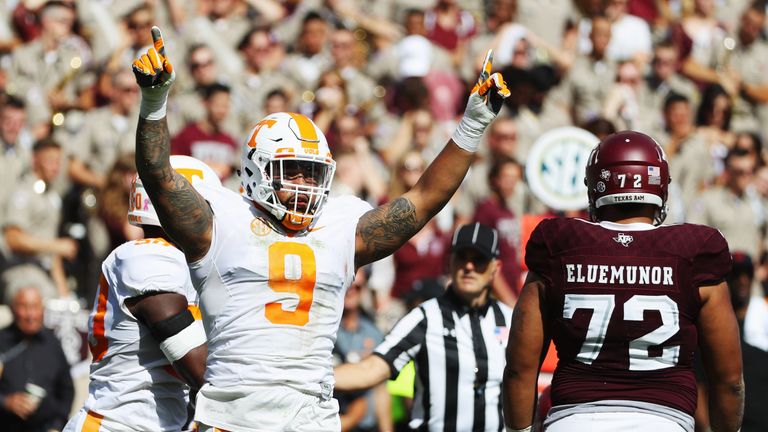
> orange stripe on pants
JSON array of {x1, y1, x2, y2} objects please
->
[{"x1": 82, "y1": 410, "x2": 104, "y2": 432}]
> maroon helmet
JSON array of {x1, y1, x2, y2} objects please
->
[{"x1": 584, "y1": 131, "x2": 670, "y2": 224}]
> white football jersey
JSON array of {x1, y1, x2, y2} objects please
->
[
  {"x1": 79, "y1": 239, "x2": 199, "y2": 432},
  {"x1": 189, "y1": 185, "x2": 371, "y2": 424}
]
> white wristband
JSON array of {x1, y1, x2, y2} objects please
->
[
  {"x1": 451, "y1": 115, "x2": 486, "y2": 153},
  {"x1": 505, "y1": 426, "x2": 532, "y2": 432},
  {"x1": 451, "y1": 88, "x2": 498, "y2": 152},
  {"x1": 139, "y1": 76, "x2": 174, "y2": 121},
  {"x1": 159, "y1": 319, "x2": 205, "y2": 362}
]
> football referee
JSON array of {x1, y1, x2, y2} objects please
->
[{"x1": 334, "y1": 223, "x2": 513, "y2": 431}]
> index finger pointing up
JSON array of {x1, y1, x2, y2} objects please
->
[
  {"x1": 151, "y1": 26, "x2": 166, "y2": 56},
  {"x1": 479, "y1": 49, "x2": 493, "y2": 84}
]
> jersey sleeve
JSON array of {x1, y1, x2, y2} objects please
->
[
  {"x1": 187, "y1": 184, "x2": 238, "y2": 289},
  {"x1": 373, "y1": 306, "x2": 428, "y2": 379},
  {"x1": 525, "y1": 219, "x2": 553, "y2": 282},
  {"x1": 326, "y1": 195, "x2": 373, "y2": 278},
  {"x1": 692, "y1": 229, "x2": 732, "y2": 287},
  {"x1": 116, "y1": 246, "x2": 190, "y2": 299}
]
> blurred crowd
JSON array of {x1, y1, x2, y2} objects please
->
[
  {"x1": 3, "y1": 0, "x2": 767, "y2": 311},
  {"x1": 1, "y1": 0, "x2": 768, "y2": 428},
  {"x1": 3, "y1": 0, "x2": 768, "y2": 334}
]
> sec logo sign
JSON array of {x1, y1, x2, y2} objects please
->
[{"x1": 525, "y1": 127, "x2": 598, "y2": 211}]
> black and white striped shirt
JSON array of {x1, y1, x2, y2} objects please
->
[{"x1": 373, "y1": 289, "x2": 513, "y2": 432}]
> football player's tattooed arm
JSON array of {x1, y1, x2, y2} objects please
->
[
  {"x1": 136, "y1": 118, "x2": 213, "y2": 261},
  {"x1": 126, "y1": 292, "x2": 207, "y2": 390},
  {"x1": 355, "y1": 50, "x2": 509, "y2": 268},
  {"x1": 503, "y1": 272, "x2": 549, "y2": 431},
  {"x1": 354, "y1": 142, "x2": 473, "y2": 268},
  {"x1": 133, "y1": 26, "x2": 213, "y2": 261},
  {"x1": 697, "y1": 281, "x2": 744, "y2": 432}
]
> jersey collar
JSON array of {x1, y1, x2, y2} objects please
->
[
  {"x1": 597, "y1": 220, "x2": 658, "y2": 231},
  {"x1": 443, "y1": 286, "x2": 493, "y2": 317}
]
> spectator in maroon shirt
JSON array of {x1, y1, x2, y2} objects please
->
[
  {"x1": 424, "y1": 0, "x2": 476, "y2": 63},
  {"x1": 473, "y1": 156, "x2": 523, "y2": 305},
  {"x1": 171, "y1": 83, "x2": 237, "y2": 181}
]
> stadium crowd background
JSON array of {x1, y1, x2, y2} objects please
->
[{"x1": 0, "y1": 0, "x2": 767, "y2": 430}]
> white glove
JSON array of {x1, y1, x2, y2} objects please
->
[
  {"x1": 132, "y1": 26, "x2": 176, "y2": 120},
  {"x1": 451, "y1": 49, "x2": 510, "y2": 152}
]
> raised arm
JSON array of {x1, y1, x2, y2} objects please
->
[
  {"x1": 133, "y1": 27, "x2": 213, "y2": 261},
  {"x1": 354, "y1": 51, "x2": 509, "y2": 268}
]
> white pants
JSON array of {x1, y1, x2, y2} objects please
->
[
  {"x1": 545, "y1": 411, "x2": 687, "y2": 432},
  {"x1": 194, "y1": 383, "x2": 340, "y2": 432},
  {"x1": 65, "y1": 407, "x2": 192, "y2": 432},
  {"x1": 63, "y1": 408, "x2": 132, "y2": 432}
]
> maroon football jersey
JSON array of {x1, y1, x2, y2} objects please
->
[{"x1": 525, "y1": 218, "x2": 732, "y2": 417}]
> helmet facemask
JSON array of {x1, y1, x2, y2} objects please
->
[{"x1": 245, "y1": 152, "x2": 335, "y2": 231}]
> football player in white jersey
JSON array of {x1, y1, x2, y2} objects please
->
[
  {"x1": 64, "y1": 156, "x2": 219, "y2": 432},
  {"x1": 131, "y1": 26, "x2": 509, "y2": 431}
]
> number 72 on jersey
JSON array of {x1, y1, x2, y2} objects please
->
[{"x1": 564, "y1": 294, "x2": 680, "y2": 371}]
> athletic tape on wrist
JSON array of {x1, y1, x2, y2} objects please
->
[
  {"x1": 505, "y1": 426, "x2": 532, "y2": 432},
  {"x1": 139, "y1": 86, "x2": 170, "y2": 121},
  {"x1": 451, "y1": 115, "x2": 485, "y2": 153},
  {"x1": 159, "y1": 319, "x2": 205, "y2": 362}
]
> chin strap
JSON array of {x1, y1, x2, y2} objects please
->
[{"x1": 654, "y1": 205, "x2": 668, "y2": 226}]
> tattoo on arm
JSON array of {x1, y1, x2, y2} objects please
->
[
  {"x1": 136, "y1": 118, "x2": 212, "y2": 260},
  {"x1": 355, "y1": 197, "x2": 420, "y2": 267}
]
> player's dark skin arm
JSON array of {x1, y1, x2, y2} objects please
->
[
  {"x1": 135, "y1": 118, "x2": 213, "y2": 262},
  {"x1": 125, "y1": 292, "x2": 207, "y2": 390},
  {"x1": 697, "y1": 281, "x2": 744, "y2": 432},
  {"x1": 354, "y1": 141, "x2": 474, "y2": 268},
  {"x1": 503, "y1": 273, "x2": 549, "y2": 429}
]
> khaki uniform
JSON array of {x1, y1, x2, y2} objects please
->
[
  {"x1": 69, "y1": 107, "x2": 138, "y2": 258},
  {"x1": 181, "y1": 15, "x2": 251, "y2": 78},
  {"x1": 634, "y1": 75, "x2": 699, "y2": 139},
  {"x1": 688, "y1": 186, "x2": 764, "y2": 260},
  {"x1": 720, "y1": 40, "x2": 768, "y2": 137},
  {"x1": 0, "y1": 137, "x2": 33, "y2": 262},
  {"x1": 517, "y1": 0, "x2": 576, "y2": 47},
  {"x1": 1, "y1": 173, "x2": 63, "y2": 300},
  {"x1": 339, "y1": 67, "x2": 379, "y2": 115},
  {"x1": 365, "y1": 42, "x2": 454, "y2": 82},
  {"x1": 0, "y1": 139, "x2": 33, "y2": 221},
  {"x1": 7, "y1": 38, "x2": 91, "y2": 126},
  {"x1": 665, "y1": 132, "x2": 716, "y2": 212},
  {"x1": 561, "y1": 56, "x2": 617, "y2": 125},
  {"x1": 715, "y1": 0, "x2": 752, "y2": 33},
  {"x1": 283, "y1": 51, "x2": 333, "y2": 91},
  {"x1": 231, "y1": 70, "x2": 300, "y2": 135},
  {"x1": 70, "y1": 107, "x2": 136, "y2": 178}
]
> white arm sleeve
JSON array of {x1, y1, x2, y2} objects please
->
[{"x1": 159, "y1": 319, "x2": 206, "y2": 362}]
